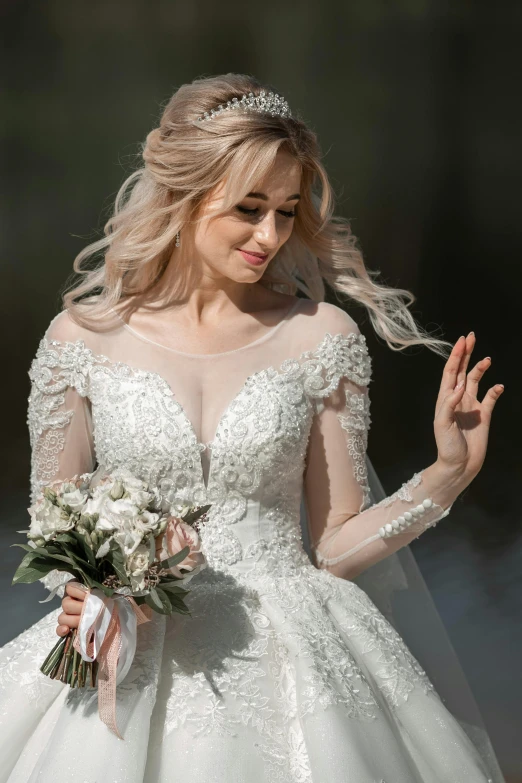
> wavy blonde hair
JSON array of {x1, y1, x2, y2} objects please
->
[{"x1": 63, "y1": 72, "x2": 452, "y2": 358}]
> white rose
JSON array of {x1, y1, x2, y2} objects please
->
[
  {"x1": 112, "y1": 519, "x2": 144, "y2": 557},
  {"x1": 83, "y1": 485, "x2": 113, "y2": 516},
  {"x1": 127, "y1": 489, "x2": 154, "y2": 509},
  {"x1": 60, "y1": 487, "x2": 88, "y2": 513},
  {"x1": 125, "y1": 543, "x2": 151, "y2": 591},
  {"x1": 29, "y1": 497, "x2": 74, "y2": 541},
  {"x1": 94, "y1": 497, "x2": 141, "y2": 534},
  {"x1": 134, "y1": 510, "x2": 161, "y2": 536}
]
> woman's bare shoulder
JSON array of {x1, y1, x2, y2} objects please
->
[{"x1": 295, "y1": 299, "x2": 361, "y2": 336}]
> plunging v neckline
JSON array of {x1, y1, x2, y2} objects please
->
[{"x1": 43, "y1": 327, "x2": 343, "y2": 493}]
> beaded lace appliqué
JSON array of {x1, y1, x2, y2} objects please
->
[
  {"x1": 15, "y1": 329, "x2": 447, "y2": 783},
  {"x1": 337, "y1": 388, "x2": 372, "y2": 512}
]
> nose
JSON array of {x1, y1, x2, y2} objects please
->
[{"x1": 253, "y1": 212, "x2": 280, "y2": 249}]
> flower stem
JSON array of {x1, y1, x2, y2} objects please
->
[
  {"x1": 71, "y1": 646, "x2": 79, "y2": 687},
  {"x1": 40, "y1": 635, "x2": 67, "y2": 676},
  {"x1": 54, "y1": 632, "x2": 73, "y2": 682}
]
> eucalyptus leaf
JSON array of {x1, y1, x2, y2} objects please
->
[
  {"x1": 154, "y1": 587, "x2": 174, "y2": 614},
  {"x1": 144, "y1": 588, "x2": 170, "y2": 615},
  {"x1": 182, "y1": 504, "x2": 211, "y2": 524},
  {"x1": 158, "y1": 546, "x2": 190, "y2": 570},
  {"x1": 166, "y1": 592, "x2": 192, "y2": 615},
  {"x1": 160, "y1": 582, "x2": 190, "y2": 596}
]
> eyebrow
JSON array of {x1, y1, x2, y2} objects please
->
[{"x1": 245, "y1": 191, "x2": 301, "y2": 202}]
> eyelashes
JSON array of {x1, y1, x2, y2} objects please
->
[{"x1": 236, "y1": 206, "x2": 297, "y2": 219}]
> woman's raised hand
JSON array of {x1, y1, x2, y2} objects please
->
[
  {"x1": 56, "y1": 582, "x2": 87, "y2": 637},
  {"x1": 433, "y1": 332, "x2": 504, "y2": 483}
]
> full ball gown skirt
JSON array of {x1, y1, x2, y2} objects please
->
[
  {"x1": 0, "y1": 552, "x2": 497, "y2": 782},
  {"x1": 0, "y1": 302, "x2": 502, "y2": 781}
]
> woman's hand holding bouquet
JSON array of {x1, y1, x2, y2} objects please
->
[{"x1": 11, "y1": 467, "x2": 210, "y2": 738}]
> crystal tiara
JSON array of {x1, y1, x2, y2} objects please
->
[{"x1": 196, "y1": 90, "x2": 292, "y2": 123}]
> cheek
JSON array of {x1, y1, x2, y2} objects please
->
[
  {"x1": 202, "y1": 218, "x2": 252, "y2": 251},
  {"x1": 279, "y1": 221, "x2": 295, "y2": 244}
]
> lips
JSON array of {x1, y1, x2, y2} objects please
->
[
  {"x1": 238, "y1": 249, "x2": 269, "y2": 266},
  {"x1": 239, "y1": 248, "x2": 268, "y2": 259}
]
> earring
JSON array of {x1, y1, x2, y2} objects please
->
[{"x1": 175, "y1": 231, "x2": 180, "y2": 247}]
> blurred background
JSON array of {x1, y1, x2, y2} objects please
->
[{"x1": 1, "y1": 0, "x2": 520, "y2": 779}]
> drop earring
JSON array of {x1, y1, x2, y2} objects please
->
[{"x1": 175, "y1": 231, "x2": 181, "y2": 247}]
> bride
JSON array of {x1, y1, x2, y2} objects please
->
[{"x1": 0, "y1": 73, "x2": 505, "y2": 782}]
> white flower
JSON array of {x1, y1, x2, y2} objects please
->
[
  {"x1": 112, "y1": 519, "x2": 144, "y2": 557},
  {"x1": 120, "y1": 473, "x2": 149, "y2": 493},
  {"x1": 82, "y1": 484, "x2": 113, "y2": 516},
  {"x1": 60, "y1": 487, "x2": 88, "y2": 513},
  {"x1": 93, "y1": 497, "x2": 141, "y2": 532},
  {"x1": 125, "y1": 544, "x2": 151, "y2": 591},
  {"x1": 28, "y1": 497, "x2": 74, "y2": 541},
  {"x1": 134, "y1": 510, "x2": 162, "y2": 536}
]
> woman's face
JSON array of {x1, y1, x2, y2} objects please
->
[{"x1": 192, "y1": 148, "x2": 301, "y2": 282}]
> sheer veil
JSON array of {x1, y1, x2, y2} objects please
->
[{"x1": 300, "y1": 454, "x2": 505, "y2": 783}]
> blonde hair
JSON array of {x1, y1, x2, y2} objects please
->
[{"x1": 63, "y1": 72, "x2": 453, "y2": 359}]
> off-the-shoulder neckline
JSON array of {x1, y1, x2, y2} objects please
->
[{"x1": 109, "y1": 297, "x2": 303, "y2": 358}]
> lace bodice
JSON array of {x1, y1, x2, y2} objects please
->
[{"x1": 27, "y1": 299, "x2": 453, "y2": 594}]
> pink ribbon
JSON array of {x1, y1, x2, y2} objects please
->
[{"x1": 71, "y1": 582, "x2": 152, "y2": 739}]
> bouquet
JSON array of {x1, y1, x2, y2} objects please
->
[{"x1": 12, "y1": 467, "x2": 211, "y2": 737}]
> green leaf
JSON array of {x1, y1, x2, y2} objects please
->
[
  {"x1": 166, "y1": 592, "x2": 191, "y2": 615},
  {"x1": 12, "y1": 562, "x2": 57, "y2": 584},
  {"x1": 160, "y1": 581, "x2": 190, "y2": 597},
  {"x1": 16, "y1": 551, "x2": 41, "y2": 570},
  {"x1": 42, "y1": 552, "x2": 77, "y2": 567},
  {"x1": 67, "y1": 531, "x2": 97, "y2": 567},
  {"x1": 88, "y1": 579, "x2": 115, "y2": 597},
  {"x1": 144, "y1": 588, "x2": 170, "y2": 615},
  {"x1": 182, "y1": 504, "x2": 211, "y2": 524},
  {"x1": 12, "y1": 544, "x2": 51, "y2": 558},
  {"x1": 154, "y1": 587, "x2": 174, "y2": 614},
  {"x1": 54, "y1": 533, "x2": 79, "y2": 545},
  {"x1": 59, "y1": 544, "x2": 96, "y2": 574},
  {"x1": 10, "y1": 543, "x2": 38, "y2": 553},
  {"x1": 158, "y1": 546, "x2": 190, "y2": 570},
  {"x1": 104, "y1": 548, "x2": 131, "y2": 586}
]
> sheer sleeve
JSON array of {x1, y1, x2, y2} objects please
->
[
  {"x1": 304, "y1": 319, "x2": 455, "y2": 582},
  {"x1": 27, "y1": 313, "x2": 96, "y2": 597}
]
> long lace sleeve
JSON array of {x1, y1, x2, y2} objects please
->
[
  {"x1": 27, "y1": 321, "x2": 96, "y2": 597},
  {"x1": 304, "y1": 327, "x2": 455, "y2": 582}
]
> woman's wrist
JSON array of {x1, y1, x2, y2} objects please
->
[{"x1": 419, "y1": 461, "x2": 470, "y2": 511}]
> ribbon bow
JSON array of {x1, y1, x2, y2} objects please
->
[{"x1": 70, "y1": 581, "x2": 152, "y2": 739}]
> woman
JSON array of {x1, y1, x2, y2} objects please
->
[{"x1": 0, "y1": 73, "x2": 505, "y2": 781}]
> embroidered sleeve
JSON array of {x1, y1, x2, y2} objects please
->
[
  {"x1": 304, "y1": 331, "x2": 454, "y2": 581},
  {"x1": 27, "y1": 337, "x2": 96, "y2": 596}
]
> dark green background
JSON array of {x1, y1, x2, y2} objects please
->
[{"x1": 1, "y1": 1, "x2": 520, "y2": 778}]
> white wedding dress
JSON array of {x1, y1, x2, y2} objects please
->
[{"x1": 0, "y1": 298, "x2": 504, "y2": 782}]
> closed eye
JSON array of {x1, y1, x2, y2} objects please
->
[{"x1": 236, "y1": 206, "x2": 297, "y2": 219}]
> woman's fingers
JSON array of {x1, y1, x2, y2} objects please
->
[
  {"x1": 62, "y1": 595, "x2": 84, "y2": 614},
  {"x1": 56, "y1": 589, "x2": 86, "y2": 635},
  {"x1": 65, "y1": 582, "x2": 88, "y2": 600},
  {"x1": 439, "y1": 336, "x2": 466, "y2": 402},
  {"x1": 466, "y1": 356, "x2": 491, "y2": 398},
  {"x1": 456, "y1": 332, "x2": 475, "y2": 386},
  {"x1": 437, "y1": 377, "x2": 467, "y2": 425},
  {"x1": 480, "y1": 384, "x2": 505, "y2": 419},
  {"x1": 57, "y1": 611, "x2": 80, "y2": 631}
]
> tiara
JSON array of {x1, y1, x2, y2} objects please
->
[{"x1": 196, "y1": 90, "x2": 292, "y2": 123}]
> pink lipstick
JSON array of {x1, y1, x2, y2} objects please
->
[{"x1": 238, "y1": 249, "x2": 268, "y2": 266}]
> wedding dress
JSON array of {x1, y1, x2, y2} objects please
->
[{"x1": 0, "y1": 297, "x2": 505, "y2": 782}]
